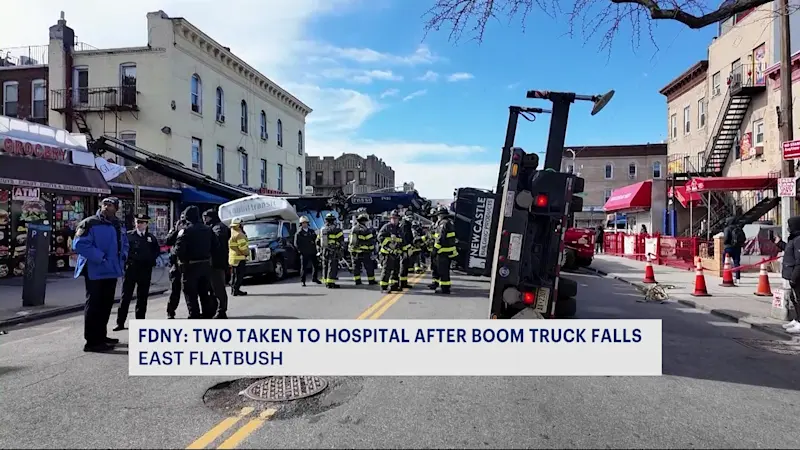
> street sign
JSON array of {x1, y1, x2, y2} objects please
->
[
  {"x1": 778, "y1": 177, "x2": 797, "y2": 197},
  {"x1": 783, "y1": 140, "x2": 800, "y2": 160}
]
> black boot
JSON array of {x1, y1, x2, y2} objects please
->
[
  {"x1": 113, "y1": 324, "x2": 126, "y2": 331},
  {"x1": 368, "y1": 280, "x2": 378, "y2": 285},
  {"x1": 439, "y1": 285, "x2": 451, "y2": 295},
  {"x1": 214, "y1": 312, "x2": 228, "y2": 319},
  {"x1": 390, "y1": 284, "x2": 400, "y2": 292},
  {"x1": 301, "y1": 280, "x2": 306, "y2": 286},
  {"x1": 84, "y1": 342, "x2": 115, "y2": 353},
  {"x1": 354, "y1": 280, "x2": 363, "y2": 286},
  {"x1": 428, "y1": 282, "x2": 439, "y2": 290},
  {"x1": 330, "y1": 282, "x2": 341, "y2": 289},
  {"x1": 313, "y1": 278, "x2": 322, "y2": 284}
]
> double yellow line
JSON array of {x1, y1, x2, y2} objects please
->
[{"x1": 186, "y1": 272, "x2": 427, "y2": 449}]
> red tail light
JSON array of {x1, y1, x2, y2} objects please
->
[
  {"x1": 522, "y1": 292, "x2": 535, "y2": 305},
  {"x1": 535, "y1": 194, "x2": 548, "y2": 208}
]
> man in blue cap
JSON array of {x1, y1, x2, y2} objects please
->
[{"x1": 72, "y1": 197, "x2": 129, "y2": 353}]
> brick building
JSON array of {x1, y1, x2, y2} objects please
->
[{"x1": 305, "y1": 153, "x2": 395, "y2": 196}]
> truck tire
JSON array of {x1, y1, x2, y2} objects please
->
[
  {"x1": 271, "y1": 257, "x2": 286, "y2": 281},
  {"x1": 555, "y1": 296, "x2": 577, "y2": 318},
  {"x1": 558, "y1": 277, "x2": 578, "y2": 299},
  {"x1": 577, "y1": 257, "x2": 592, "y2": 268},
  {"x1": 563, "y1": 249, "x2": 577, "y2": 271}
]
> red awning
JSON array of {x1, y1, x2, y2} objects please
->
[
  {"x1": 603, "y1": 180, "x2": 652, "y2": 213},
  {"x1": 688, "y1": 176, "x2": 778, "y2": 192},
  {"x1": 668, "y1": 185, "x2": 703, "y2": 208}
]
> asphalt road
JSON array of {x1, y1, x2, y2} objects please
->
[{"x1": 1, "y1": 269, "x2": 799, "y2": 449}]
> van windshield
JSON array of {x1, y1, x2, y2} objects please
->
[{"x1": 243, "y1": 222, "x2": 279, "y2": 240}]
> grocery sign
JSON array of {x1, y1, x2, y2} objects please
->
[{"x1": 782, "y1": 140, "x2": 800, "y2": 160}]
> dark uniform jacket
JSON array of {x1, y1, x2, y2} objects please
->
[
  {"x1": 174, "y1": 207, "x2": 218, "y2": 264},
  {"x1": 349, "y1": 222, "x2": 375, "y2": 254},
  {"x1": 378, "y1": 222, "x2": 403, "y2": 255},
  {"x1": 435, "y1": 218, "x2": 458, "y2": 258},
  {"x1": 319, "y1": 224, "x2": 344, "y2": 254},
  {"x1": 294, "y1": 227, "x2": 318, "y2": 256},
  {"x1": 206, "y1": 216, "x2": 231, "y2": 270},
  {"x1": 126, "y1": 229, "x2": 160, "y2": 267}
]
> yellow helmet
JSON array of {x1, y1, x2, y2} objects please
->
[{"x1": 231, "y1": 218, "x2": 242, "y2": 226}]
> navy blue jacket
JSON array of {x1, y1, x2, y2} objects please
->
[{"x1": 72, "y1": 211, "x2": 130, "y2": 280}]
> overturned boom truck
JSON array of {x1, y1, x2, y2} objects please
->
[{"x1": 488, "y1": 89, "x2": 614, "y2": 320}]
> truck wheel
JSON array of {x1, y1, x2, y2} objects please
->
[
  {"x1": 272, "y1": 257, "x2": 286, "y2": 280},
  {"x1": 555, "y1": 296, "x2": 577, "y2": 318},
  {"x1": 577, "y1": 257, "x2": 592, "y2": 268},
  {"x1": 558, "y1": 277, "x2": 578, "y2": 299},
  {"x1": 563, "y1": 249, "x2": 576, "y2": 271}
]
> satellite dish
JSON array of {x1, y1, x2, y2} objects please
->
[{"x1": 590, "y1": 90, "x2": 615, "y2": 116}]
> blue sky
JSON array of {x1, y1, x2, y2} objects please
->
[{"x1": 5, "y1": 0, "x2": 719, "y2": 198}]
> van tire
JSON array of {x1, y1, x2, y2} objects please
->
[
  {"x1": 272, "y1": 257, "x2": 286, "y2": 280},
  {"x1": 555, "y1": 296, "x2": 577, "y2": 318},
  {"x1": 558, "y1": 277, "x2": 578, "y2": 298}
]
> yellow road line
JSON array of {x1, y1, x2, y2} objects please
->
[
  {"x1": 186, "y1": 407, "x2": 254, "y2": 449},
  {"x1": 216, "y1": 409, "x2": 277, "y2": 449},
  {"x1": 367, "y1": 274, "x2": 425, "y2": 320},
  {"x1": 354, "y1": 273, "x2": 424, "y2": 320}
]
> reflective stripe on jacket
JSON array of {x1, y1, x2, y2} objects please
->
[{"x1": 229, "y1": 229, "x2": 249, "y2": 264}]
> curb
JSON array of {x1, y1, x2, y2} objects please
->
[
  {"x1": 583, "y1": 267, "x2": 797, "y2": 341},
  {"x1": 0, "y1": 287, "x2": 169, "y2": 328}
]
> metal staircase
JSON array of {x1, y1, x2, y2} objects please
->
[
  {"x1": 702, "y1": 89, "x2": 751, "y2": 174},
  {"x1": 73, "y1": 111, "x2": 93, "y2": 140}
]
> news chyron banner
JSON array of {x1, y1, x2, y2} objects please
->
[{"x1": 129, "y1": 320, "x2": 662, "y2": 377}]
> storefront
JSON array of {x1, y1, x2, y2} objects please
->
[
  {"x1": 109, "y1": 183, "x2": 181, "y2": 243},
  {"x1": 603, "y1": 179, "x2": 668, "y2": 234},
  {"x1": 0, "y1": 117, "x2": 110, "y2": 279}
]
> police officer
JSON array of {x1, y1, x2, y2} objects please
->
[
  {"x1": 378, "y1": 210, "x2": 403, "y2": 292},
  {"x1": 164, "y1": 213, "x2": 188, "y2": 319},
  {"x1": 432, "y1": 206, "x2": 458, "y2": 294},
  {"x1": 173, "y1": 206, "x2": 217, "y2": 319},
  {"x1": 349, "y1": 212, "x2": 377, "y2": 285},
  {"x1": 229, "y1": 218, "x2": 249, "y2": 296},
  {"x1": 319, "y1": 213, "x2": 344, "y2": 288},
  {"x1": 294, "y1": 216, "x2": 320, "y2": 286},
  {"x1": 72, "y1": 197, "x2": 129, "y2": 353},
  {"x1": 113, "y1": 214, "x2": 160, "y2": 330},
  {"x1": 203, "y1": 209, "x2": 230, "y2": 319}
]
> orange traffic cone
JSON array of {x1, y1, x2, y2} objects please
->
[
  {"x1": 643, "y1": 255, "x2": 657, "y2": 284},
  {"x1": 754, "y1": 261, "x2": 773, "y2": 297},
  {"x1": 720, "y1": 255, "x2": 736, "y2": 287},
  {"x1": 692, "y1": 259, "x2": 711, "y2": 297}
]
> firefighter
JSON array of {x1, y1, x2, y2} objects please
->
[
  {"x1": 319, "y1": 213, "x2": 344, "y2": 288},
  {"x1": 114, "y1": 213, "x2": 160, "y2": 330},
  {"x1": 398, "y1": 210, "x2": 415, "y2": 289},
  {"x1": 295, "y1": 216, "x2": 321, "y2": 286},
  {"x1": 349, "y1": 212, "x2": 377, "y2": 285},
  {"x1": 173, "y1": 206, "x2": 217, "y2": 318},
  {"x1": 427, "y1": 208, "x2": 442, "y2": 290},
  {"x1": 165, "y1": 213, "x2": 189, "y2": 319},
  {"x1": 433, "y1": 206, "x2": 458, "y2": 294},
  {"x1": 228, "y1": 218, "x2": 249, "y2": 296},
  {"x1": 378, "y1": 210, "x2": 404, "y2": 292},
  {"x1": 411, "y1": 220, "x2": 425, "y2": 274}
]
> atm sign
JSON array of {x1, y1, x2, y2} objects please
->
[{"x1": 2, "y1": 137, "x2": 69, "y2": 161}]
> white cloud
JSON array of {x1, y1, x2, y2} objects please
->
[
  {"x1": 380, "y1": 89, "x2": 399, "y2": 98},
  {"x1": 317, "y1": 68, "x2": 403, "y2": 84},
  {"x1": 447, "y1": 72, "x2": 474, "y2": 82},
  {"x1": 301, "y1": 42, "x2": 440, "y2": 66},
  {"x1": 417, "y1": 70, "x2": 440, "y2": 82},
  {"x1": 402, "y1": 90, "x2": 428, "y2": 102},
  {"x1": 284, "y1": 83, "x2": 380, "y2": 133}
]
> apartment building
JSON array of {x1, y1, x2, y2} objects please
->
[
  {"x1": 306, "y1": 153, "x2": 396, "y2": 196},
  {"x1": 0, "y1": 48, "x2": 49, "y2": 124},
  {"x1": 46, "y1": 11, "x2": 310, "y2": 196},
  {"x1": 560, "y1": 143, "x2": 667, "y2": 228}
]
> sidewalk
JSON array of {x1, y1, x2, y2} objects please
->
[
  {"x1": 0, "y1": 267, "x2": 170, "y2": 327},
  {"x1": 587, "y1": 255, "x2": 796, "y2": 340}
]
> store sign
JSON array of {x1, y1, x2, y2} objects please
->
[
  {"x1": 740, "y1": 132, "x2": 754, "y2": 161},
  {"x1": 2, "y1": 137, "x2": 69, "y2": 161},
  {"x1": 783, "y1": 139, "x2": 800, "y2": 160},
  {"x1": 12, "y1": 187, "x2": 40, "y2": 202},
  {"x1": 778, "y1": 177, "x2": 798, "y2": 197}
]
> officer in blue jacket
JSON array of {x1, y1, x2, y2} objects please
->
[{"x1": 72, "y1": 197, "x2": 130, "y2": 353}]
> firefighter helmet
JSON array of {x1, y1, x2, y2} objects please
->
[
  {"x1": 357, "y1": 213, "x2": 369, "y2": 222},
  {"x1": 436, "y1": 206, "x2": 449, "y2": 216},
  {"x1": 299, "y1": 216, "x2": 309, "y2": 224},
  {"x1": 324, "y1": 213, "x2": 336, "y2": 222},
  {"x1": 390, "y1": 210, "x2": 401, "y2": 218}
]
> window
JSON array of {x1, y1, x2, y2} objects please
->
[
  {"x1": 712, "y1": 72, "x2": 721, "y2": 96},
  {"x1": 306, "y1": 171, "x2": 311, "y2": 186},
  {"x1": 346, "y1": 170, "x2": 355, "y2": 183},
  {"x1": 190, "y1": 74, "x2": 202, "y2": 114},
  {"x1": 74, "y1": 67, "x2": 89, "y2": 104},
  {"x1": 2, "y1": 81, "x2": 18, "y2": 117},
  {"x1": 277, "y1": 164, "x2": 284, "y2": 192},
  {"x1": 215, "y1": 87, "x2": 224, "y2": 122},
  {"x1": 566, "y1": 164, "x2": 574, "y2": 174},
  {"x1": 698, "y1": 98, "x2": 706, "y2": 128},
  {"x1": 277, "y1": 120, "x2": 283, "y2": 147},
  {"x1": 754, "y1": 119, "x2": 765, "y2": 145},
  {"x1": 670, "y1": 114, "x2": 677, "y2": 139},
  {"x1": 240, "y1": 100, "x2": 248, "y2": 133},
  {"x1": 260, "y1": 159, "x2": 268, "y2": 186},
  {"x1": 118, "y1": 131, "x2": 137, "y2": 166},
  {"x1": 604, "y1": 163, "x2": 613, "y2": 180},
  {"x1": 334, "y1": 171, "x2": 341, "y2": 185},
  {"x1": 359, "y1": 170, "x2": 367, "y2": 182},
  {"x1": 298, "y1": 131, "x2": 304, "y2": 155},
  {"x1": 240, "y1": 153, "x2": 248, "y2": 185},
  {"x1": 31, "y1": 79, "x2": 46, "y2": 118},
  {"x1": 315, "y1": 171, "x2": 323, "y2": 185},
  {"x1": 119, "y1": 63, "x2": 136, "y2": 106},
  {"x1": 297, "y1": 167, "x2": 303, "y2": 194},
  {"x1": 628, "y1": 163, "x2": 637, "y2": 180},
  {"x1": 683, "y1": 105, "x2": 690, "y2": 134},
  {"x1": 191, "y1": 138, "x2": 202, "y2": 171},
  {"x1": 260, "y1": 111, "x2": 268, "y2": 140},
  {"x1": 604, "y1": 189, "x2": 613, "y2": 203},
  {"x1": 652, "y1": 161, "x2": 662, "y2": 179},
  {"x1": 216, "y1": 145, "x2": 225, "y2": 181}
]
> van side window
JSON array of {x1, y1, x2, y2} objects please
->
[{"x1": 281, "y1": 223, "x2": 291, "y2": 238}]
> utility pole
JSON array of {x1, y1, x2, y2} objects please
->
[{"x1": 778, "y1": 0, "x2": 796, "y2": 318}]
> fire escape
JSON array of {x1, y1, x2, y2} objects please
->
[{"x1": 50, "y1": 84, "x2": 140, "y2": 142}]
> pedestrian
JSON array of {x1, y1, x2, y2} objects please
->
[
  {"x1": 228, "y1": 218, "x2": 249, "y2": 296},
  {"x1": 113, "y1": 213, "x2": 160, "y2": 331},
  {"x1": 378, "y1": 210, "x2": 403, "y2": 292},
  {"x1": 295, "y1": 216, "x2": 321, "y2": 286},
  {"x1": 319, "y1": 213, "x2": 344, "y2": 288},
  {"x1": 432, "y1": 206, "x2": 458, "y2": 294},
  {"x1": 723, "y1": 217, "x2": 746, "y2": 285},
  {"x1": 349, "y1": 212, "x2": 377, "y2": 285},
  {"x1": 775, "y1": 217, "x2": 800, "y2": 333},
  {"x1": 72, "y1": 196, "x2": 129, "y2": 353},
  {"x1": 164, "y1": 213, "x2": 188, "y2": 319},
  {"x1": 203, "y1": 209, "x2": 230, "y2": 319},
  {"x1": 595, "y1": 225, "x2": 604, "y2": 254},
  {"x1": 173, "y1": 206, "x2": 217, "y2": 319},
  {"x1": 640, "y1": 224, "x2": 648, "y2": 235}
]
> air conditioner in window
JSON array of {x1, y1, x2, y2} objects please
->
[{"x1": 628, "y1": 173, "x2": 636, "y2": 180}]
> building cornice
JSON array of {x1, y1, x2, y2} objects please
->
[{"x1": 659, "y1": 60, "x2": 708, "y2": 102}]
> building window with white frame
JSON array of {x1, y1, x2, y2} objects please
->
[
  {"x1": 260, "y1": 111, "x2": 268, "y2": 140},
  {"x1": 754, "y1": 119, "x2": 765, "y2": 145},
  {"x1": 628, "y1": 163, "x2": 637, "y2": 180},
  {"x1": 652, "y1": 161, "x2": 662, "y2": 178},
  {"x1": 215, "y1": 87, "x2": 224, "y2": 122},
  {"x1": 298, "y1": 130, "x2": 304, "y2": 155},
  {"x1": 297, "y1": 167, "x2": 303, "y2": 194},
  {"x1": 2, "y1": 81, "x2": 18, "y2": 117},
  {"x1": 31, "y1": 79, "x2": 46, "y2": 119},
  {"x1": 118, "y1": 131, "x2": 137, "y2": 167},
  {"x1": 604, "y1": 189, "x2": 613, "y2": 203},
  {"x1": 712, "y1": 71, "x2": 721, "y2": 96},
  {"x1": 240, "y1": 153, "x2": 248, "y2": 185},
  {"x1": 604, "y1": 163, "x2": 613, "y2": 180},
  {"x1": 190, "y1": 74, "x2": 202, "y2": 114},
  {"x1": 191, "y1": 137, "x2": 202, "y2": 171},
  {"x1": 683, "y1": 105, "x2": 691, "y2": 134},
  {"x1": 698, "y1": 97, "x2": 706, "y2": 128},
  {"x1": 216, "y1": 145, "x2": 225, "y2": 181},
  {"x1": 240, "y1": 100, "x2": 248, "y2": 133},
  {"x1": 670, "y1": 114, "x2": 677, "y2": 139},
  {"x1": 277, "y1": 119, "x2": 283, "y2": 147},
  {"x1": 277, "y1": 164, "x2": 284, "y2": 192},
  {"x1": 260, "y1": 159, "x2": 267, "y2": 186}
]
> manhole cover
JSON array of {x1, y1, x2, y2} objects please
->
[
  {"x1": 733, "y1": 338, "x2": 800, "y2": 356},
  {"x1": 241, "y1": 376, "x2": 328, "y2": 402}
]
